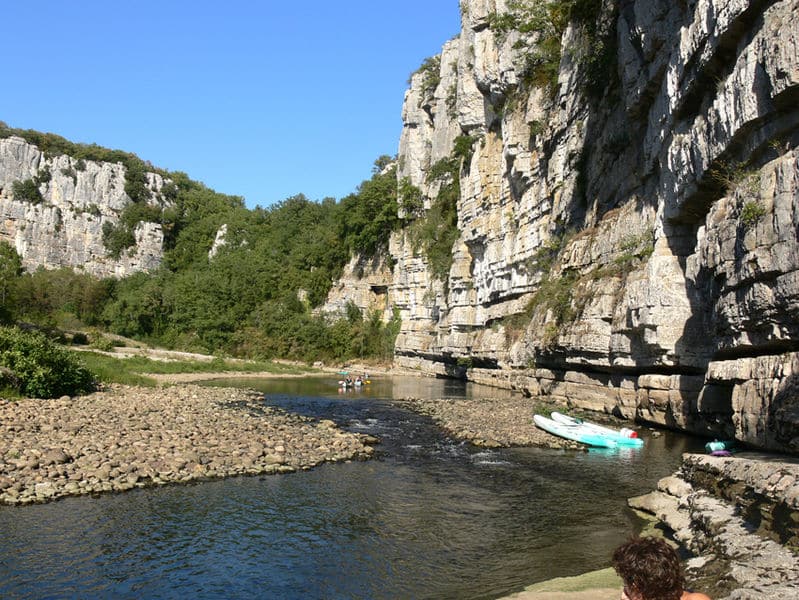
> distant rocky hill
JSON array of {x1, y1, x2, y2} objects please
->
[
  {"x1": 0, "y1": 133, "x2": 169, "y2": 278},
  {"x1": 322, "y1": 0, "x2": 799, "y2": 453}
]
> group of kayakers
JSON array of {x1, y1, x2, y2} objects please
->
[{"x1": 339, "y1": 372, "x2": 369, "y2": 388}]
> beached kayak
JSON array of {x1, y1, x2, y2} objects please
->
[
  {"x1": 550, "y1": 412, "x2": 645, "y2": 447},
  {"x1": 533, "y1": 414, "x2": 619, "y2": 448}
]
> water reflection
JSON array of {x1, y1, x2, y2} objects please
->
[{"x1": 0, "y1": 376, "x2": 702, "y2": 599}]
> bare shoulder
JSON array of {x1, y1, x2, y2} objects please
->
[{"x1": 682, "y1": 592, "x2": 712, "y2": 600}]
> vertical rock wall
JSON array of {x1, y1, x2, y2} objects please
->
[
  {"x1": 0, "y1": 136, "x2": 168, "y2": 278},
  {"x1": 331, "y1": 0, "x2": 799, "y2": 451}
]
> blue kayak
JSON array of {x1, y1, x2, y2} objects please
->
[
  {"x1": 550, "y1": 411, "x2": 645, "y2": 447},
  {"x1": 533, "y1": 414, "x2": 619, "y2": 448}
]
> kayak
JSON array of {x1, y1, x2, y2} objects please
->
[
  {"x1": 533, "y1": 414, "x2": 619, "y2": 448},
  {"x1": 706, "y1": 440, "x2": 735, "y2": 453},
  {"x1": 551, "y1": 412, "x2": 644, "y2": 447}
]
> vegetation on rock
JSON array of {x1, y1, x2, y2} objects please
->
[
  {"x1": 408, "y1": 155, "x2": 461, "y2": 282},
  {"x1": 489, "y1": 0, "x2": 616, "y2": 98},
  {"x1": 11, "y1": 178, "x2": 43, "y2": 204},
  {"x1": 740, "y1": 200, "x2": 767, "y2": 229},
  {"x1": 412, "y1": 55, "x2": 442, "y2": 98}
]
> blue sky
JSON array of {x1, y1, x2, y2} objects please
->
[{"x1": 4, "y1": 2, "x2": 461, "y2": 208}]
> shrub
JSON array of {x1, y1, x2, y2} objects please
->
[
  {"x1": 456, "y1": 356, "x2": 474, "y2": 369},
  {"x1": 709, "y1": 162, "x2": 759, "y2": 199},
  {"x1": 453, "y1": 134, "x2": 479, "y2": 167},
  {"x1": 412, "y1": 55, "x2": 441, "y2": 98},
  {"x1": 61, "y1": 166, "x2": 78, "y2": 184},
  {"x1": 102, "y1": 221, "x2": 136, "y2": 259},
  {"x1": 0, "y1": 325, "x2": 95, "y2": 398},
  {"x1": 526, "y1": 230, "x2": 571, "y2": 274},
  {"x1": 740, "y1": 200, "x2": 767, "y2": 228},
  {"x1": 11, "y1": 179, "x2": 43, "y2": 204},
  {"x1": 90, "y1": 333, "x2": 116, "y2": 352},
  {"x1": 124, "y1": 158, "x2": 152, "y2": 203},
  {"x1": 609, "y1": 231, "x2": 655, "y2": 274},
  {"x1": 398, "y1": 177, "x2": 424, "y2": 218}
]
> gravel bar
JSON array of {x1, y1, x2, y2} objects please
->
[{"x1": 0, "y1": 384, "x2": 375, "y2": 505}]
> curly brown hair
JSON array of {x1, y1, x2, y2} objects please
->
[{"x1": 612, "y1": 537, "x2": 685, "y2": 600}]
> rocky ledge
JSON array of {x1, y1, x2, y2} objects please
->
[
  {"x1": 629, "y1": 454, "x2": 799, "y2": 600},
  {"x1": 0, "y1": 384, "x2": 375, "y2": 505}
]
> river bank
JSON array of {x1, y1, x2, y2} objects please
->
[
  {"x1": 3, "y1": 369, "x2": 797, "y2": 598},
  {"x1": 0, "y1": 383, "x2": 375, "y2": 506},
  {"x1": 404, "y1": 393, "x2": 799, "y2": 600}
]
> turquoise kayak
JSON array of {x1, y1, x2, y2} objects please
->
[
  {"x1": 533, "y1": 414, "x2": 619, "y2": 448},
  {"x1": 551, "y1": 411, "x2": 645, "y2": 447}
]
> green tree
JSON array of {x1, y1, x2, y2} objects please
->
[
  {"x1": 0, "y1": 242, "x2": 22, "y2": 323},
  {"x1": 14, "y1": 267, "x2": 113, "y2": 327},
  {"x1": 337, "y1": 163, "x2": 399, "y2": 256}
]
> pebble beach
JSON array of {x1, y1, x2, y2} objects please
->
[
  {"x1": 0, "y1": 376, "x2": 606, "y2": 506},
  {"x1": 0, "y1": 383, "x2": 374, "y2": 506},
  {"x1": 402, "y1": 394, "x2": 590, "y2": 449}
]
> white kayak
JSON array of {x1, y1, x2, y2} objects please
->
[
  {"x1": 533, "y1": 414, "x2": 619, "y2": 448},
  {"x1": 550, "y1": 412, "x2": 644, "y2": 447}
]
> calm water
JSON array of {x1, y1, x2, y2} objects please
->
[{"x1": 0, "y1": 376, "x2": 705, "y2": 599}]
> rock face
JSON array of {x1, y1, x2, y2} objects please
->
[
  {"x1": 315, "y1": 254, "x2": 394, "y2": 321},
  {"x1": 630, "y1": 453, "x2": 799, "y2": 599},
  {"x1": 322, "y1": 0, "x2": 799, "y2": 452},
  {"x1": 0, "y1": 135, "x2": 169, "y2": 277}
]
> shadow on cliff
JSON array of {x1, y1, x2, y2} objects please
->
[{"x1": 770, "y1": 373, "x2": 799, "y2": 452}]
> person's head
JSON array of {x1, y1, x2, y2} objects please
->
[{"x1": 612, "y1": 537, "x2": 685, "y2": 600}]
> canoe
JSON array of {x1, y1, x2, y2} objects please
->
[
  {"x1": 533, "y1": 414, "x2": 618, "y2": 448},
  {"x1": 551, "y1": 412, "x2": 644, "y2": 447}
]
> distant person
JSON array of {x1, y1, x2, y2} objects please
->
[{"x1": 612, "y1": 537, "x2": 711, "y2": 600}]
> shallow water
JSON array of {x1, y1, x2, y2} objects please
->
[{"x1": 0, "y1": 376, "x2": 704, "y2": 599}]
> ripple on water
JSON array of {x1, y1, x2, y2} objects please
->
[{"x1": 471, "y1": 450, "x2": 516, "y2": 467}]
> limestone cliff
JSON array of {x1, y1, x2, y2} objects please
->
[
  {"x1": 0, "y1": 135, "x2": 169, "y2": 278},
  {"x1": 326, "y1": 0, "x2": 799, "y2": 452}
]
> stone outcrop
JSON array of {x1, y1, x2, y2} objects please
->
[
  {"x1": 0, "y1": 135, "x2": 169, "y2": 278},
  {"x1": 323, "y1": 0, "x2": 799, "y2": 453},
  {"x1": 630, "y1": 453, "x2": 799, "y2": 599},
  {"x1": 315, "y1": 253, "x2": 394, "y2": 321}
]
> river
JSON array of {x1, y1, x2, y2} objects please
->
[{"x1": 0, "y1": 375, "x2": 704, "y2": 599}]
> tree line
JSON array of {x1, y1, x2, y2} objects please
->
[{"x1": 0, "y1": 154, "x2": 403, "y2": 369}]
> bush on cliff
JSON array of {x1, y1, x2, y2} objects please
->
[{"x1": 0, "y1": 326, "x2": 95, "y2": 398}]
